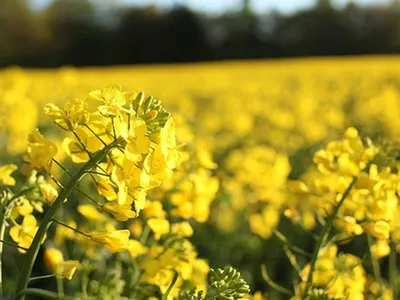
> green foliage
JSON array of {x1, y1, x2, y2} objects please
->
[
  {"x1": 178, "y1": 266, "x2": 249, "y2": 300},
  {"x1": 304, "y1": 289, "x2": 342, "y2": 300}
]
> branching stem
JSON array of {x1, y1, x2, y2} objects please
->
[{"x1": 15, "y1": 139, "x2": 120, "y2": 299}]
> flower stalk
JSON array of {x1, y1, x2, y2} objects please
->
[
  {"x1": 15, "y1": 139, "x2": 121, "y2": 299},
  {"x1": 302, "y1": 170, "x2": 361, "y2": 299}
]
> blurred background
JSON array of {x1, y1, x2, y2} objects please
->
[
  {"x1": 3, "y1": 1, "x2": 400, "y2": 299},
  {"x1": 1, "y1": 0, "x2": 400, "y2": 67}
]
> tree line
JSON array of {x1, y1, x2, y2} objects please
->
[{"x1": 1, "y1": 0, "x2": 400, "y2": 67}]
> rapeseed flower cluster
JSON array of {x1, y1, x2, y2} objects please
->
[
  {"x1": 0, "y1": 85, "x2": 250, "y2": 300},
  {"x1": 289, "y1": 128, "x2": 400, "y2": 251},
  {"x1": 224, "y1": 146, "x2": 291, "y2": 238}
]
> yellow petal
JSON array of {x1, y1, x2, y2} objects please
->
[{"x1": 61, "y1": 260, "x2": 80, "y2": 280}]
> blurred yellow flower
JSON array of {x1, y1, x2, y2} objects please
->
[
  {"x1": 43, "y1": 247, "x2": 80, "y2": 280},
  {"x1": 90, "y1": 229, "x2": 130, "y2": 252},
  {"x1": 0, "y1": 164, "x2": 17, "y2": 186},
  {"x1": 77, "y1": 204, "x2": 106, "y2": 221},
  {"x1": 148, "y1": 218, "x2": 170, "y2": 240}
]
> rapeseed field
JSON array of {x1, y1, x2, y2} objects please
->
[{"x1": 1, "y1": 56, "x2": 400, "y2": 299}]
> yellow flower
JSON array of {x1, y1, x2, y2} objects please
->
[
  {"x1": 121, "y1": 117, "x2": 150, "y2": 162},
  {"x1": 129, "y1": 220, "x2": 143, "y2": 236},
  {"x1": 337, "y1": 153, "x2": 359, "y2": 177},
  {"x1": 26, "y1": 129, "x2": 58, "y2": 172},
  {"x1": 249, "y1": 206, "x2": 279, "y2": 239},
  {"x1": 191, "y1": 258, "x2": 210, "y2": 292},
  {"x1": 253, "y1": 291, "x2": 266, "y2": 300},
  {"x1": 62, "y1": 126, "x2": 105, "y2": 163},
  {"x1": 43, "y1": 247, "x2": 79, "y2": 280},
  {"x1": 159, "y1": 118, "x2": 176, "y2": 151},
  {"x1": 44, "y1": 99, "x2": 88, "y2": 130},
  {"x1": 364, "y1": 221, "x2": 391, "y2": 240},
  {"x1": 96, "y1": 179, "x2": 117, "y2": 200},
  {"x1": 172, "y1": 222, "x2": 193, "y2": 237},
  {"x1": 89, "y1": 85, "x2": 125, "y2": 117},
  {"x1": 143, "y1": 145, "x2": 168, "y2": 187},
  {"x1": 371, "y1": 239, "x2": 391, "y2": 259},
  {"x1": 9, "y1": 214, "x2": 39, "y2": 253},
  {"x1": 127, "y1": 239, "x2": 148, "y2": 258},
  {"x1": 313, "y1": 149, "x2": 334, "y2": 174},
  {"x1": 44, "y1": 247, "x2": 64, "y2": 272},
  {"x1": 90, "y1": 229, "x2": 130, "y2": 252},
  {"x1": 196, "y1": 146, "x2": 217, "y2": 169},
  {"x1": 147, "y1": 218, "x2": 170, "y2": 240},
  {"x1": 62, "y1": 138, "x2": 89, "y2": 163},
  {"x1": 77, "y1": 205, "x2": 106, "y2": 221},
  {"x1": 143, "y1": 201, "x2": 166, "y2": 219},
  {"x1": 119, "y1": 161, "x2": 152, "y2": 191},
  {"x1": 39, "y1": 182, "x2": 58, "y2": 205},
  {"x1": 10, "y1": 198, "x2": 34, "y2": 219},
  {"x1": 43, "y1": 103, "x2": 68, "y2": 129},
  {"x1": 61, "y1": 260, "x2": 80, "y2": 280},
  {"x1": 102, "y1": 202, "x2": 136, "y2": 221},
  {"x1": 0, "y1": 164, "x2": 17, "y2": 186}
]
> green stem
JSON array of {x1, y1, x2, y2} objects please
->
[
  {"x1": 74, "y1": 188, "x2": 103, "y2": 208},
  {"x1": 52, "y1": 219, "x2": 90, "y2": 238},
  {"x1": 29, "y1": 274, "x2": 55, "y2": 282},
  {"x1": 49, "y1": 174, "x2": 63, "y2": 189},
  {"x1": 52, "y1": 159, "x2": 73, "y2": 177},
  {"x1": 274, "y1": 230, "x2": 311, "y2": 257},
  {"x1": 71, "y1": 129, "x2": 93, "y2": 159},
  {"x1": 15, "y1": 139, "x2": 120, "y2": 299},
  {"x1": 84, "y1": 124, "x2": 107, "y2": 147},
  {"x1": 139, "y1": 224, "x2": 150, "y2": 244},
  {"x1": 390, "y1": 241, "x2": 397, "y2": 299},
  {"x1": 111, "y1": 118, "x2": 117, "y2": 140},
  {"x1": 0, "y1": 204, "x2": 5, "y2": 294},
  {"x1": 71, "y1": 129, "x2": 110, "y2": 177},
  {"x1": 261, "y1": 264, "x2": 292, "y2": 296},
  {"x1": 282, "y1": 245, "x2": 303, "y2": 275},
  {"x1": 16, "y1": 288, "x2": 74, "y2": 300},
  {"x1": 56, "y1": 275, "x2": 64, "y2": 299},
  {"x1": 87, "y1": 171, "x2": 109, "y2": 177},
  {"x1": 302, "y1": 172, "x2": 360, "y2": 299},
  {"x1": 50, "y1": 174, "x2": 103, "y2": 213},
  {"x1": 0, "y1": 239, "x2": 28, "y2": 251},
  {"x1": 161, "y1": 271, "x2": 178, "y2": 300},
  {"x1": 81, "y1": 262, "x2": 89, "y2": 298},
  {"x1": 368, "y1": 234, "x2": 383, "y2": 298}
]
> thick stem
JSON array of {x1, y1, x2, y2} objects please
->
[
  {"x1": 302, "y1": 173, "x2": 360, "y2": 299},
  {"x1": 15, "y1": 140, "x2": 119, "y2": 299}
]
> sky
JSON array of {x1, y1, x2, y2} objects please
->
[{"x1": 30, "y1": 0, "x2": 391, "y2": 14}]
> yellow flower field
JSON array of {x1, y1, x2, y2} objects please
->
[{"x1": 1, "y1": 56, "x2": 400, "y2": 299}]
